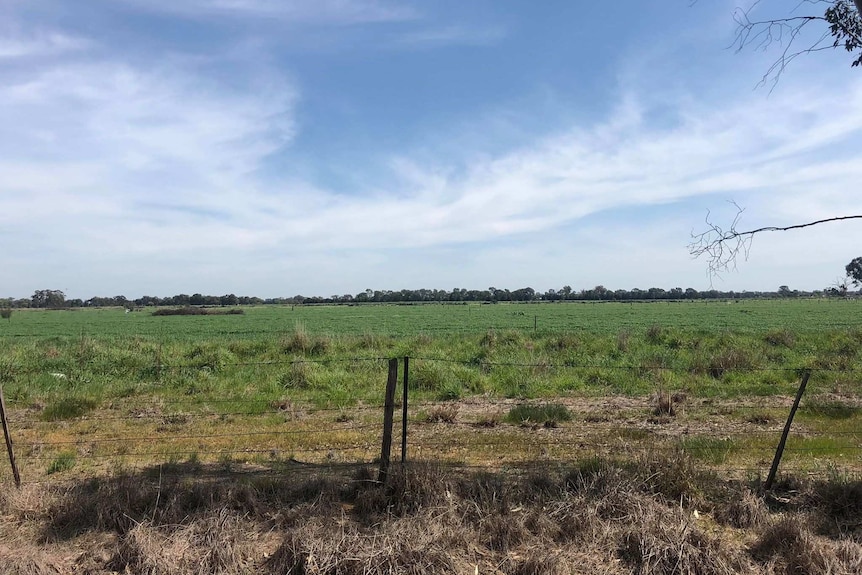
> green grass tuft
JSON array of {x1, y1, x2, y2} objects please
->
[
  {"x1": 506, "y1": 403, "x2": 572, "y2": 425},
  {"x1": 42, "y1": 396, "x2": 99, "y2": 420}
]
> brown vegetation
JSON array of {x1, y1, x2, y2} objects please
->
[{"x1": 2, "y1": 456, "x2": 861, "y2": 574}]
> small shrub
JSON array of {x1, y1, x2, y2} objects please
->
[
  {"x1": 47, "y1": 451, "x2": 76, "y2": 474},
  {"x1": 506, "y1": 403, "x2": 572, "y2": 426},
  {"x1": 0, "y1": 308, "x2": 12, "y2": 320}
]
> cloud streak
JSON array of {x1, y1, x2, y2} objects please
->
[{"x1": 115, "y1": 0, "x2": 417, "y2": 24}]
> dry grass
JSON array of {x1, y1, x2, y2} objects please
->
[
  {"x1": 424, "y1": 404, "x2": 459, "y2": 424},
  {"x1": 3, "y1": 455, "x2": 862, "y2": 574}
]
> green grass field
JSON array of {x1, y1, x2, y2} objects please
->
[
  {"x1": 1, "y1": 299, "x2": 860, "y2": 481},
  {"x1": 2, "y1": 298, "x2": 860, "y2": 340},
  {"x1": 1, "y1": 299, "x2": 860, "y2": 407}
]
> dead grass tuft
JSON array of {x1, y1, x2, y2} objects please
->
[
  {"x1": 111, "y1": 511, "x2": 261, "y2": 575},
  {"x1": 505, "y1": 553, "x2": 571, "y2": 575},
  {"x1": 750, "y1": 517, "x2": 829, "y2": 575},
  {"x1": 352, "y1": 463, "x2": 450, "y2": 520},
  {"x1": 716, "y1": 489, "x2": 770, "y2": 529},
  {"x1": 424, "y1": 404, "x2": 459, "y2": 423},
  {"x1": 618, "y1": 514, "x2": 739, "y2": 575},
  {"x1": 654, "y1": 391, "x2": 676, "y2": 416}
]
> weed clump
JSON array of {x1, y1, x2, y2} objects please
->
[
  {"x1": 279, "y1": 361, "x2": 319, "y2": 389},
  {"x1": 653, "y1": 390, "x2": 680, "y2": 416},
  {"x1": 42, "y1": 396, "x2": 98, "y2": 420},
  {"x1": 47, "y1": 452, "x2": 76, "y2": 474},
  {"x1": 506, "y1": 403, "x2": 572, "y2": 426}
]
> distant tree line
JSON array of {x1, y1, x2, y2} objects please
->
[{"x1": 1, "y1": 283, "x2": 859, "y2": 310}]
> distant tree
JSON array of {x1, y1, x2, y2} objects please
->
[
  {"x1": 512, "y1": 287, "x2": 536, "y2": 301},
  {"x1": 219, "y1": 294, "x2": 239, "y2": 306},
  {"x1": 847, "y1": 256, "x2": 862, "y2": 286},
  {"x1": 31, "y1": 289, "x2": 65, "y2": 308}
]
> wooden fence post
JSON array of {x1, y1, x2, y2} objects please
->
[
  {"x1": 765, "y1": 370, "x2": 811, "y2": 490},
  {"x1": 0, "y1": 385, "x2": 21, "y2": 487},
  {"x1": 378, "y1": 358, "x2": 398, "y2": 483},
  {"x1": 401, "y1": 356, "x2": 409, "y2": 465}
]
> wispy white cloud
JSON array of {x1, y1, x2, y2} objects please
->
[
  {"x1": 392, "y1": 24, "x2": 507, "y2": 48},
  {"x1": 0, "y1": 30, "x2": 89, "y2": 59},
  {"x1": 2, "y1": 2, "x2": 861, "y2": 297},
  {"x1": 116, "y1": 0, "x2": 417, "y2": 24},
  {"x1": 2, "y1": 51, "x2": 861, "y2": 295}
]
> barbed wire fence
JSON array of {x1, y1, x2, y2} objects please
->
[{"x1": 1, "y1": 352, "x2": 861, "y2": 488}]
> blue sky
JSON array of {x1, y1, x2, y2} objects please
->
[{"x1": 2, "y1": 0, "x2": 862, "y2": 298}]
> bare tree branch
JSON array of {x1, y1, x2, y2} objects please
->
[
  {"x1": 729, "y1": 0, "x2": 862, "y2": 88},
  {"x1": 688, "y1": 202, "x2": 862, "y2": 278}
]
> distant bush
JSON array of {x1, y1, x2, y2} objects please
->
[
  {"x1": 152, "y1": 307, "x2": 244, "y2": 316},
  {"x1": 0, "y1": 308, "x2": 11, "y2": 320}
]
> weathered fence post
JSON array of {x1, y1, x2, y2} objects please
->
[
  {"x1": 0, "y1": 385, "x2": 21, "y2": 487},
  {"x1": 378, "y1": 358, "x2": 398, "y2": 483},
  {"x1": 765, "y1": 370, "x2": 811, "y2": 490},
  {"x1": 401, "y1": 356, "x2": 409, "y2": 465}
]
